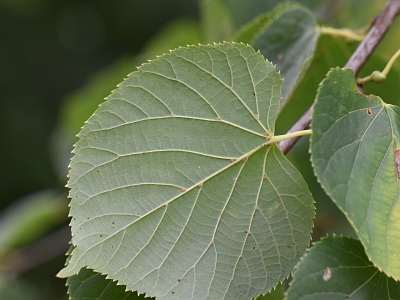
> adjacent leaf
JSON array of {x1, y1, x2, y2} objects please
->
[
  {"x1": 67, "y1": 268, "x2": 283, "y2": 300},
  {"x1": 67, "y1": 268, "x2": 145, "y2": 300},
  {"x1": 59, "y1": 42, "x2": 315, "y2": 300},
  {"x1": 220, "y1": 0, "x2": 324, "y2": 29},
  {"x1": 255, "y1": 283, "x2": 284, "y2": 300},
  {"x1": 275, "y1": 33, "x2": 357, "y2": 134},
  {"x1": 252, "y1": 5, "x2": 320, "y2": 107},
  {"x1": 233, "y1": 3, "x2": 307, "y2": 45},
  {"x1": 311, "y1": 67, "x2": 400, "y2": 279},
  {"x1": 200, "y1": 0, "x2": 234, "y2": 43},
  {"x1": 0, "y1": 190, "x2": 67, "y2": 258},
  {"x1": 286, "y1": 235, "x2": 400, "y2": 299}
]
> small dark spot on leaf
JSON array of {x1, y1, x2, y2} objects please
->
[
  {"x1": 367, "y1": 108, "x2": 373, "y2": 115},
  {"x1": 253, "y1": 92, "x2": 255, "y2": 95},
  {"x1": 100, "y1": 235, "x2": 103, "y2": 237},
  {"x1": 178, "y1": 279, "x2": 181, "y2": 282},
  {"x1": 112, "y1": 222, "x2": 115, "y2": 224},
  {"x1": 172, "y1": 292, "x2": 174, "y2": 295}
]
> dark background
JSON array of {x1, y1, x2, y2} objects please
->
[{"x1": 0, "y1": 0, "x2": 197, "y2": 208}]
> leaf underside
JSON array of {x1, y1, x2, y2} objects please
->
[
  {"x1": 59, "y1": 43, "x2": 314, "y2": 300},
  {"x1": 286, "y1": 235, "x2": 400, "y2": 300},
  {"x1": 311, "y1": 67, "x2": 400, "y2": 280}
]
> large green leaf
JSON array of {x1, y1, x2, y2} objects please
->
[
  {"x1": 58, "y1": 42, "x2": 315, "y2": 299},
  {"x1": 286, "y1": 235, "x2": 400, "y2": 299},
  {"x1": 311, "y1": 67, "x2": 400, "y2": 279}
]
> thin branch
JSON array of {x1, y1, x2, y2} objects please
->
[{"x1": 279, "y1": 0, "x2": 400, "y2": 154}]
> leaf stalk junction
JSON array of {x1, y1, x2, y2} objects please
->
[{"x1": 267, "y1": 129, "x2": 312, "y2": 145}]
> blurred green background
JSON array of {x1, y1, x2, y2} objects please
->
[{"x1": 0, "y1": 0, "x2": 398, "y2": 299}]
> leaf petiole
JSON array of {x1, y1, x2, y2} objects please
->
[
  {"x1": 267, "y1": 129, "x2": 312, "y2": 145},
  {"x1": 320, "y1": 27, "x2": 364, "y2": 42}
]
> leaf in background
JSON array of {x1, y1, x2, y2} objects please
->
[
  {"x1": 200, "y1": 0, "x2": 234, "y2": 43},
  {"x1": 311, "y1": 67, "x2": 400, "y2": 280},
  {"x1": 233, "y1": 3, "x2": 304, "y2": 45},
  {"x1": 275, "y1": 34, "x2": 357, "y2": 134},
  {"x1": 252, "y1": 5, "x2": 320, "y2": 107},
  {"x1": 220, "y1": 0, "x2": 324, "y2": 29},
  {"x1": 286, "y1": 235, "x2": 400, "y2": 299},
  {"x1": 0, "y1": 190, "x2": 67, "y2": 258},
  {"x1": 67, "y1": 268, "x2": 283, "y2": 300},
  {"x1": 0, "y1": 278, "x2": 41, "y2": 300},
  {"x1": 58, "y1": 43, "x2": 315, "y2": 299},
  {"x1": 254, "y1": 283, "x2": 283, "y2": 300},
  {"x1": 67, "y1": 268, "x2": 145, "y2": 300}
]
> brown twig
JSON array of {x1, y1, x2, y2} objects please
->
[{"x1": 278, "y1": 0, "x2": 400, "y2": 154}]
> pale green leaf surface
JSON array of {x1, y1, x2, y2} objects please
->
[
  {"x1": 252, "y1": 6, "x2": 320, "y2": 107},
  {"x1": 59, "y1": 43, "x2": 314, "y2": 300},
  {"x1": 286, "y1": 235, "x2": 400, "y2": 300},
  {"x1": 311, "y1": 67, "x2": 400, "y2": 279}
]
